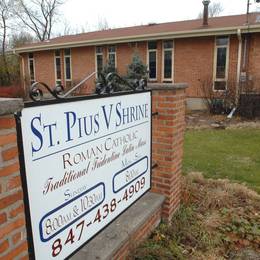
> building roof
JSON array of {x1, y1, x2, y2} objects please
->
[{"x1": 14, "y1": 13, "x2": 260, "y2": 53}]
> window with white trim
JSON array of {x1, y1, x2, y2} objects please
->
[
  {"x1": 108, "y1": 45, "x2": 116, "y2": 70},
  {"x1": 214, "y1": 36, "x2": 229, "y2": 91},
  {"x1": 64, "y1": 48, "x2": 72, "y2": 87},
  {"x1": 54, "y1": 50, "x2": 61, "y2": 85},
  {"x1": 163, "y1": 40, "x2": 173, "y2": 81},
  {"x1": 28, "y1": 53, "x2": 35, "y2": 85},
  {"x1": 148, "y1": 41, "x2": 157, "y2": 80},
  {"x1": 96, "y1": 47, "x2": 103, "y2": 73}
]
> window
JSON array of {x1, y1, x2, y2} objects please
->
[
  {"x1": 54, "y1": 50, "x2": 61, "y2": 85},
  {"x1": 214, "y1": 36, "x2": 229, "y2": 91},
  {"x1": 96, "y1": 47, "x2": 103, "y2": 73},
  {"x1": 148, "y1": 41, "x2": 157, "y2": 80},
  {"x1": 163, "y1": 40, "x2": 173, "y2": 81},
  {"x1": 64, "y1": 48, "x2": 72, "y2": 87},
  {"x1": 28, "y1": 53, "x2": 35, "y2": 85},
  {"x1": 108, "y1": 45, "x2": 116, "y2": 70}
]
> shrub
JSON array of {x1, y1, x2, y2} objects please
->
[{"x1": 126, "y1": 53, "x2": 148, "y2": 80}]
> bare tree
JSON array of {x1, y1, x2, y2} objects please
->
[
  {"x1": 56, "y1": 20, "x2": 90, "y2": 37},
  {"x1": 10, "y1": 31, "x2": 34, "y2": 48},
  {"x1": 209, "y1": 2, "x2": 224, "y2": 17},
  {"x1": 80, "y1": 22, "x2": 90, "y2": 33},
  {"x1": 14, "y1": 0, "x2": 65, "y2": 41},
  {"x1": 60, "y1": 18, "x2": 72, "y2": 36},
  {"x1": 97, "y1": 17, "x2": 109, "y2": 31},
  {"x1": 198, "y1": 1, "x2": 224, "y2": 18},
  {"x1": 0, "y1": 0, "x2": 13, "y2": 79}
]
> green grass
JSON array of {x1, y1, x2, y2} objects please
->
[{"x1": 183, "y1": 129, "x2": 260, "y2": 193}]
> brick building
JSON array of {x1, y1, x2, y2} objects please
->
[{"x1": 13, "y1": 11, "x2": 260, "y2": 109}]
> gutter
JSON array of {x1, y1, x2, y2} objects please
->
[{"x1": 13, "y1": 24, "x2": 260, "y2": 54}]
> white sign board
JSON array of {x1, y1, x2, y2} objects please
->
[{"x1": 17, "y1": 91, "x2": 151, "y2": 259}]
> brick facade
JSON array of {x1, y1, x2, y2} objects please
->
[
  {"x1": 0, "y1": 115, "x2": 28, "y2": 260},
  {"x1": 151, "y1": 86, "x2": 186, "y2": 220},
  {"x1": 20, "y1": 32, "x2": 260, "y2": 99},
  {"x1": 248, "y1": 33, "x2": 260, "y2": 82},
  {"x1": 174, "y1": 36, "x2": 215, "y2": 97}
]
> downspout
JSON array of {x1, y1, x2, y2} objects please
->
[
  {"x1": 228, "y1": 29, "x2": 242, "y2": 119},
  {"x1": 242, "y1": 36, "x2": 248, "y2": 72},
  {"x1": 236, "y1": 29, "x2": 242, "y2": 105}
]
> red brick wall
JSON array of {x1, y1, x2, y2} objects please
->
[
  {"x1": 22, "y1": 51, "x2": 56, "y2": 91},
  {"x1": 174, "y1": 37, "x2": 214, "y2": 97},
  {"x1": 20, "y1": 34, "x2": 247, "y2": 98},
  {"x1": 248, "y1": 33, "x2": 260, "y2": 82},
  {"x1": 228, "y1": 35, "x2": 239, "y2": 83},
  {"x1": 151, "y1": 87, "x2": 186, "y2": 220},
  {"x1": 70, "y1": 46, "x2": 96, "y2": 93},
  {"x1": 20, "y1": 43, "x2": 148, "y2": 94},
  {"x1": 117, "y1": 43, "x2": 135, "y2": 75},
  {"x1": 0, "y1": 115, "x2": 28, "y2": 260},
  {"x1": 34, "y1": 51, "x2": 56, "y2": 88}
]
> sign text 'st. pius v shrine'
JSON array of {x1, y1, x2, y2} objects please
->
[{"x1": 17, "y1": 91, "x2": 151, "y2": 259}]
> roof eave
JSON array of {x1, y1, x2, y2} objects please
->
[{"x1": 13, "y1": 24, "x2": 260, "y2": 54}]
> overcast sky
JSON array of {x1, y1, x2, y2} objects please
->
[{"x1": 58, "y1": 0, "x2": 260, "y2": 32}]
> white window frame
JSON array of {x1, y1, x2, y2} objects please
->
[
  {"x1": 213, "y1": 36, "x2": 230, "y2": 91},
  {"x1": 107, "y1": 45, "x2": 117, "y2": 69},
  {"x1": 64, "y1": 48, "x2": 72, "y2": 82},
  {"x1": 28, "y1": 53, "x2": 35, "y2": 84},
  {"x1": 95, "y1": 46, "x2": 104, "y2": 76},
  {"x1": 162, "y1": 40, "x2": 174, "y2": 82},
  {"x1": 54, "y1": 50, "x2": 62, "y2": 85},
  {"x1": 147, "y1": 41, "x2": 157, "y2": 81}
]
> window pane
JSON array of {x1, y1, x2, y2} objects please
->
[
  {"x1": 164, "y1": 50, "x2": 172, "y2": 79},
  {"x1": 64, "y1": 48, "x2": 71, "y2": 56},
  {"x1": 216, "y1": 37, "x2": 228, "y2": 46},
  {"x1": 96, "y1": 47, "x2": 103, "y2": 54},
  {"x1": 108, "y1": 46, "x2": 115, "y2": 53},
  {"x1": 108, "y1": 53, "x2": 115, "y2": 69},
  {"x1": 55, "y1": 50, "x2": 61, "y2": 56},
  {"x1": 29, "y1": 53, "x2": 34, "y2": 59},
  {"x1": 214, "y1": 81, "x2": 226, "y2": 91},
  {"x1": 65, "y1": 57, "x2": 71, "y2": 79},
  {"x1": 148, "y1": 41, "x2": 157, "y2": 50},
  {"x1": 149, "y1": 51, "x2": 156, "y2": 79},
  {"x1": 216, "y1": 47, "x2": 227, "y2": 79},
  {"x1": 55, "y1": 57, "x2": 61, "y2": 80},
  {"x1": 97, "y1": 55, "x2": 103, "y2": 73},
  {"x1": 164, "y1": 41, "x2": 173, "y2": 49},
  {"x1": 29, "y1": 60, "x2": 34, "y2": 80}
]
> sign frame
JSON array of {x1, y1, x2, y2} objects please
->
[{"x1": 15, "y1": 89, "x2": 152, "y2": 260}]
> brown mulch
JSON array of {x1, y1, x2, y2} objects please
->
[
  {"x1": 186, "y1": 112, "x2": 260, "y2": 130},
  {"x1": 130, "y1": 173, "x2": 260, "y2": 260}
]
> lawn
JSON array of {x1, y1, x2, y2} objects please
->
[{"x1": 183, "y1": 129, "x2": 260, "y2": 193}]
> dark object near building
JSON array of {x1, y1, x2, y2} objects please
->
[
  {"x1": 210, "y1": 98, "x2": 232, "y2": 115},
  {"x1": 240, "y1": 94, "x2": 260, "y2": 118}
]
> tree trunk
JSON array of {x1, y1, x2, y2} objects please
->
[{"x1": 1, "y1": 14, "x2": 10, "y2": 82}]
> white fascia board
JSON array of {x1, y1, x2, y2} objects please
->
[{"x1": 13, "y1": 25, "x2": 260, "y2": 54}]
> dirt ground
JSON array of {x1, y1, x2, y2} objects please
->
[
  {"x1": 131, "y1": 173, "x2": 260, "y2": 260},
  {"x1": 130, "y1": 112, "x2": 260, "y2": 259},
  {"x1": 186, "y1": 112, "x2": 260, "y2": 130}
]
